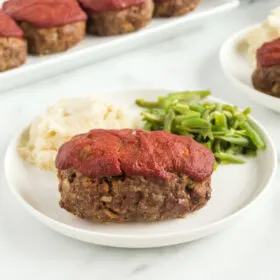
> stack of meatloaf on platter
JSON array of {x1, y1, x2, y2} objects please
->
[
  {"x1": 78, "y1": 0, "x2": 200, "y2": 35},
  {"x1": 0, "y1": 0, "x2": 200, "y2": 72},
  {"x1": 79, "y1": 0, "x2": 154, "y2": 36},
  {"x1": 3, "y1": 0, "x2": 87, "y2": 55}
]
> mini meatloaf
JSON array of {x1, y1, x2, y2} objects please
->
[
  {"x1": 153, "y1": 0, "x2": 200, "y2": 17},
  {"x1": 55, "y1": 129, "x2": 215, "y2": 223},
  {"x1": 3, "y1": 0, "x2": 87, "y2": 55},
  {"x1": 252, "y1": 38, "x2": 280, "y2": 97},
  {"x1": 0, "y1": 9, "x2": 26, "y2": 71},
  {"x1": 79, "y1": 0, "x2": 154, "y2": 36}
]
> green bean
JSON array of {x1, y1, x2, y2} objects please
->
[
  {"x1": 144, "y1": 122, "x2": 152, "y2": 131},
  {"x1": 135, "y1": 99, "x2": 161, "y2": 109},
  {"x1": 182, "y1": 118, "x2": 211, "y2": 129},
  {"x1": 215, "y1": 152, "x2": 245, "y2": 164},
  {"x1": 172, "y1": 103, "x2": 190, "y2": 113},
  {"x1": 203, "y1": 102, "x2": 211, "y2": 107},
  {"x1": 196, "y1": 134, "x2": 203, "y2": 142},
  {"x1": 213, "y1": 161, "x2": 218, "y2": 171},
  {"x1": 179, "y1": 131, "x2": 194, "y2": 137},
  {"x1": 175, "y1": 112, "x2": 201, "y2": 122},
  {"x1": 164, "y1": 109, "x2": 175, "y2": 132},
  {"x1": 213, "y1": 140, "x2": 222, "y2": 153},
  {"x1": 217, "y1": 136, "x2": 250, "y2": 147},
  {"x1": 234, "y1": 112, "x2": 247, "y2": 122},
  {"x1": 149, "y1": 108, "x2": 166, "y2": 117},
  {"x1": 240, "y1": 121, "x2": 265, "y2": 149},
  {"x1": 186, "y1": 128, "x2": 208, "y2": 134},
  {"x1": 167, "y1": 90, "x2": 211, "y2": 101},
  {"x1": 157, "y1": 97, "x2": 165, "y2": 103},
  {"x1": 151, "y1": 123, "x2": 164, "y2": 131},
  {"x1": 244, "y1": 148, "x2": 257, "y2": 157},
  {"x1": 212, "y1": 131, "x2": 228, "y2": 136},
  {"x1": 232, "y1": 119, "x2": 239, "y2": 129},
  {"x1": 212, "y1": 125, "x2": 228, "y2": 132},
  {"x1": 226, "y1": 145, "x2": 244, "y2": 155},
  {"x1": 232, "y1": 106, "x2": 240, "y2": 114},
  {"x1": 243, "y1": 108, "x2": 251, "y2": 116},
  {"x1": 204, "y1": 103, "x2": 217, "y2": 112},
  {"x1": 232, "y1": 129, "x2": 247, "y2": 137},
  {"x1": 189, "y1": 103, "x2": 205, "y2": 114},
  {"x1": 141, "y1": 112, "x2": 164, "y2": 123},
  {"x1": 223, "y1": 110, "x2": 233, "y2": 119},
  {"x1": 222, "y1": 104, "x2": 234, "y2": 111},
  {"x1": 216, "y1": 103, "x2": 223, "y2": 112},
  {"x1": 203, "y1": 129, "x2": 213, "y2": 140},
  {"x1": 214, "y1": 112, "x2": 228, "y2": 128},
  {"x1": 163, "y1": 90, "x2": 211, "y2": 110},
  {"x1": 202, "y1": 109, "x2": 210, "y2": 121},
  {"x1": 204, "y1": 141, "x2": 212, "y2": 149}
]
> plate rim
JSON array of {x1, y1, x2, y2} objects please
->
[{"x1": 4, "y1": 88, "x2": 278, "y2": 246}]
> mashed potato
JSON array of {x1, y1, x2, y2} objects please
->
[
  {"x1": 18, "y1": 97, "x2": 141, "y2": 171},
  {"x1": 242, "y1": 7, "x2": 280, "y2": 66}
]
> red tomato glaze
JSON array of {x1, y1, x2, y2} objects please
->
[
  {"x1": 257, "y1": 38, "x2": 280, "y2": 68},
  {"x1": 0, "y1": 9, "x2": 23, "y2": 38},
  {"x1": 3, "y1": 0, "x2": 87, "y2": 28},
  {"x1": 79, "y1": 0, "x2": 144, "y2": 13},
  {"x1": 56, "y1": 129, "x2": 215, "y2": 182}
]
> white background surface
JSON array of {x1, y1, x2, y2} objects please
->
[{"x1": 1, "y1": 0, "x2": 280, "y2": 279}]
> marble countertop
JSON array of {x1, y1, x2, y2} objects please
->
[{"x1": 1, "y1": 1, "x2": 280, "y2": 279}]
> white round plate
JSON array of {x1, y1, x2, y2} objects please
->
[
  {"x1": 4, "y1": 89, "x2": 277, "y2": 248},
  {"x1": 220, "y1": 25, "x2": 280, "y2": 113}
]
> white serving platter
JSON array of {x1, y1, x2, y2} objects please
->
[
  {"x1": 0, "y1": 0, "x2": 239, "y2": 93},
  {"x1": 4, "y1": 88, "x2": 277, "y2": 248}
]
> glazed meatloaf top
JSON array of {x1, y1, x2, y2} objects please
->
[
  {"x1": 3, "y1": 0, "x2": 87, "y2": 28},
  {"x1": 0, "y1": 9, "x2": 23, "y2": 37},
  {"x1": 56, "y1": 129, "x2": 215, "y2": 182},
  {"x1": 257, "y1": 38, "x2": 280, "y2": 68},
  {"x1": 79, "y1": 0, "x2": 144, "y2": 13}
]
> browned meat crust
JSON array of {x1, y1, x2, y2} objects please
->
[
  {"x1": 19, "y1": 21, "x2": 86, "y2": 55},
  {"x1": 0, "y1": 37, "x2": 27, "y2": 71},
  {"x1": 252, "y1": 66, "x2": 280, "y2": 98},
  {"x1": 153, "y1": 0, "x2": 200, "y2": 17},
  {"x1": 84, "y1": 0, "x2": 154, "y2": 36},
  {"x1": 59, "y1": 169, "x2": 211, "y2": 223}
]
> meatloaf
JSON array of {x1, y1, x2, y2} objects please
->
[
  {"x1": 252, "y1": 38, "x2": 280, "y2": 97},
  {"x1": 79, "y1": 0, "x2": 154, "y2": 36},
  {"x1": 55, "y1": 129, "x2": 215, "y2": 223},
  {"x1": 153, "y1": 0, "x2": 200, "y2": 17},
  {"x1": 3, "y1": 0, "x2": 87, "y2": 55},
  {"x1": 0, "y1": 9, "x2": 26, "y2": 71}
]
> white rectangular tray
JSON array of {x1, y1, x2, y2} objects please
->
[{"x1": 0, "y1": 0, "x2": 239, "y2": 92}]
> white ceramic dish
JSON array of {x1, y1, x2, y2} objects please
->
[
  {"x1": 220, "y1": 24, "x2": 280, "y2": 113},
  {"x1": 4, "y1": 88, "x2": 277, "y2": 248},
  {"x1": 0, "y1": 0, "x2": 239, "y2": 93}
]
